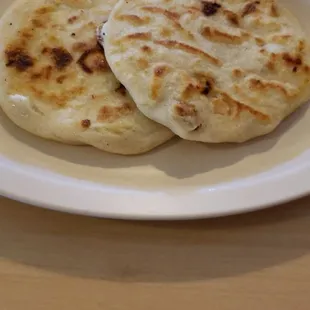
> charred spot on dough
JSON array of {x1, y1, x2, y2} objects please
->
[
  {"x1": 201, "y1": 1, "x2": 221, "y2": 16},
  {"x1": 97, "y1": 104, "x2": 134, "y2": 123},
  {"x1": 77, "y1": 45, "x2": 108, "y2": 74},
  {"x1": 282, "y1": 53, "x2": 302, "y2": 67},
  {"x1": 81, "y1": 119, "x2": 91, "y2": 128},
  {"x1": 201, "y1": 81, "x2": 212, "y2": 95},
  {"x1": 115, "y1": 84, "x2": 127, "y2": 96},
  {"x1": 49, "y1": 48, "x2": 73, "y2": 70},
  {"x1": 242, "y1": 1, "x2": 260, "y2": 17},
  {"x1": 5, "y1": 47, "x2": 34, "y2": 71}
]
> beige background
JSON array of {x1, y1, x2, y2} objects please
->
[{"x1": 0, "y1": 196, "x2": 310, "y2": 309}]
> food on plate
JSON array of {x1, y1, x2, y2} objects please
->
[
  {"x1": 103, "y1": 0, "x2": 310, "y2": 143},
  {"x1": 0, "y1": 0, "x2": 173, "y2": 155}
]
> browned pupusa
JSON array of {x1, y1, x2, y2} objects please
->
[
  {"x1": 104, "y1": 0, "x2": 310, "y2": 143},
  {"x1": 0, "y1": 0, "x2": 173, "y2": 155}
]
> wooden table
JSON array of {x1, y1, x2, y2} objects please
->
[{"x1": 0, "y1": 196, "x2": 310, "y2": 309}]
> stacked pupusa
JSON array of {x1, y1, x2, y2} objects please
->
[
  {"x1": 0, "y1": 0, "x2": 173, "y2": 155},
  {"x1": 101, "y1": 0, "x2": 310, "y2": 143},
  {"x1": 1, "y1": 0, "x2": 310, "y2": 157}
]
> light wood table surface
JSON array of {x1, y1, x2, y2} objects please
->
[{"x1": 0, "y1": 196, "x2": 310, "y2": 309}]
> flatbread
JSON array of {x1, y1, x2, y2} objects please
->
[
  {"x1": 103, "y1": 0, "x2": 310, "y2": 143},
  {"x1": 0, "y1": 0, "x2": 173, "y2": 155}
]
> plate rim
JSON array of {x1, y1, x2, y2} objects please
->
[{"x1": 0, "y1": 154, "x2": 309, "y2": 220}]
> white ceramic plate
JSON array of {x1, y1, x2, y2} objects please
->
[{"x1": 1, "y1": 0, "x2": 310, "y2": 220}]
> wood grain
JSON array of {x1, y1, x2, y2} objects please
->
[{"x1": 0, "y1": 196, "x2": 310, "y2": 309}]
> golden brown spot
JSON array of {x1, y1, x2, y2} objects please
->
[
  {"x1": 173, "y1": 102, "x2": 201, "y2": 131},
  {"x1": 174, "y1": 102, "x2": 197, "y2": 117},
  {"x1": 154, "y1": 65, "x2": 169, "y2": 77},
  {"x1": 68, "y1": 16, "x2": 79, "y2": 24},
  {"x1": 81, "y1": 119, "x2": 91, "y2": 128},
  {"x1": 297, "y1": 40, "x2": 306, "y2": 53},
  {"x1": 232, "y1": 69, "x2": 244, "y2": 78},
  {"x1": 270, "y1": 2, "x2": 279, "y2": 17},
  {"x1": 141, "y1": 45, "x2": 152, "y2": 54},
  {"x1": 35, "y1": 6, "x2": 54, "y2": 15},
  {"x1": 97, "y1": 104, "x2": 133, "y2": 123},
  {"x1": 32, "y1": 18, "x2": 44, "y2": 28},
  {"x1": 50, "y1": 48, "x2": 73, "y2": 70},
  {"x1": 136, "y1": 58, "x2": 149, "y2": 70},
  {"x1": 124, "y1": 32, "x2": 152, "y2": 41},
  {"x1": 5, "y1": 48, "x2": 34, "y2": 71},
  {"x1": 56, "y1": 75, "x2": 67, "y2": 84},
  {"x1": 182, "y1": 5, "x2": 202, "y2": 14},
  {"x1": 142, "y1": 6, "x2": 180, "y2": 20},
  {"x1": 182, "y1": 83, "x2": 201, "y2": 100},
  {"x1": 154, "y1": 40, "x2": 220, "y2": 65},
  {"x1": 173, "y1": 102, "x2": 201, "y2": 130},
  {"x1": 212, "y1": 99, "x2": 231, "y2": 116},
  {"x1": 220, "y1": 93, "x2": 270, "y2": 121},
  {"x1": 271, "y1": 34, "x2": 291, "y2": 44},
  {"x1": 242, "y1": 1, "x2": 260, "y2": 17},
  {"x1": 266, "y1": 60, "x2": 275, "y2": 71},
  {"x1": 117, "y1": 14, "x2": 150, "y2": 25},
  {"x1": 30, "y1": 85, "x2": 84, "y2": 106},
  {"x1": 160, "y1": 27, "x2": 172, "y2": 37},
  {"x1": 31, "y1": 65, "x2": 53, "y2": 80},
  {"x1": 223, "y1": 9, "x2": 239, "y2": 26},
  {"x1": 151, "y1": 65, "x2": 170, "y2": 99},
  {"x1": 181, "y1": 76, "x2": 213, "y2": 100},
  {"x1": 77, "y1": 46, "x2": 108, "y2": 74},
  {"x1": 201, "y1": 1, "x2": 221, "y2": 16},
  {"x1": 19, "y1": 29, "x2": 33, "y2": 40},
  {"x1": 249, "y1": 78, "x2": 294, "y2": 97},
  {"x1": 201, "y1": 26, "x2": 248, "y2": 44},
  {"x1": 303, "y1": 65, "x2": 310, "y2": 73},
  {"x1": 142, "y1": 6, "x2": 191, "y2": 37},
  {"x1": 255, "y1": 37, "x2": 265, "y2": 46}
]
